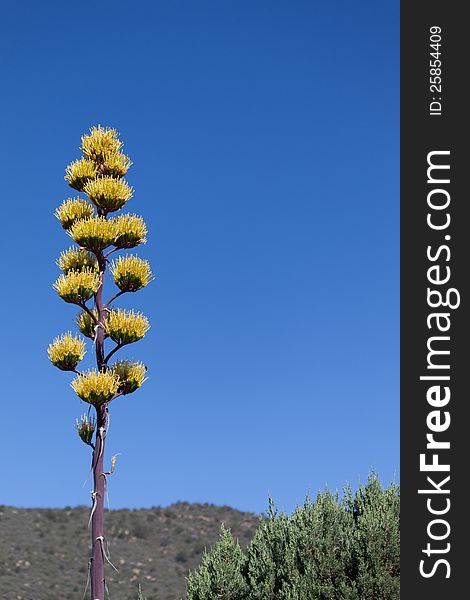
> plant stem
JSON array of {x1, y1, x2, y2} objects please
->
[
  {"x1": 95, "y1": 255, "x2": 106, "y2": 370},
  {"x1": 91, "y1": 403, "x2": 107, "y2": 600},
  {"x1": 91, "y1": 250, "x2": 107, "y2": 600}
]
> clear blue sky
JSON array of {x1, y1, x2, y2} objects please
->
[{"x1": 0, "y1": 1, "x2": 398, "y2": 515}]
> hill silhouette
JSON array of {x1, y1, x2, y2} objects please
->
[{"x1": 0, "y1": 503, "x2": 259, "y2": 600}]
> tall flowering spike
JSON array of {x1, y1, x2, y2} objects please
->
[
  {"x1": 112, "y1": 213, "x2": 147, "y2": 248},
  {"x1": 69, "y1": 216, "x2": 116, "y2": 252},
  {"x1": 111, "y1": 360, "x2": 147, "y2": 394},
  {"x1": 76, "y1": 414, "x2": 96, "y2": 446},
  {"x1": 84, "y1": 176, "x2": 133, "y2": 213},
  {"x1": 57, "y1": 246, "x2": 98, "y2": 274},
  {"x1": 48, "y1": 332, "x2": 86, "y2": 371},
  {"x1": 53, "y1": 268, "x2": 101, "y2": 304},
  {"x1": 55, "y1": 198, "x2": 95, "y2": 230},
  {"x1": 110, "y1": 254, "x2": 154, "y2": 292},
  {"x1": 71, "y1": 369, "x2": 120, "y2": 405},
  {"x1": 65, "y1": 158, "x2": 98, "y2": 191},
  {"x1": 81, "y1": 125, "x2": 123, "y2": 161},
  {"x1": 106, "y1": 308, "x2": 150, "y2": 345},
  {"x1": 51, "y1": 126, "x2": 152, "y2": 600},
  {"x1": 76, "y1": 308, "x2": 108, "y2": 340}
]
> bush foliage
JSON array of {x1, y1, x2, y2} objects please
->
[{"x1": 187, "y1": 473, "x2": 399, "y2": 600}]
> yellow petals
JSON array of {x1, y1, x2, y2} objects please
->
[
  {"x1": 111, "y1": 360, "x2": 147, "y2": 394},
  {"x1": 57, "y1": 246, "x2": 98, "y2": 274},
  {"x1": 64, "y1": 158, "x2": 97, "y2": 192},
  {"x1": 55, "y1": 198, "x2": 95, "y2": 230},
  {"x1": 106, "y1": 308, "x2": 150, "y2": 345},
  {"x1": 48, "y1": 332, "x2": 86, "y2": 371},
  {"x1": 112, "y1": 213, "x2": 147, "y2": 248},
  {"x1": 53, "y1": 268, "x2": 101, "y2": 304},
  {"x1": 81, "y1": 125, "x2": 123, "y2": 160},
  {"x1": 97, "y1": 151, "x2": 132, "y2": 178},
  {"x1": 84, "y1": 176, "x2": 133, "y2": 213},
  {"x1": 69, "y1": 216, "x2": 116, "y2": 252},
  {"x1": 71, "y1": 369, "x2": 120, "y2": 405},
  {"x1": 110, "y1": 254, "x2": 153, "y2": 292}
]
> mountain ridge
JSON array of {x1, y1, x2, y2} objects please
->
[{"x1": 0, "y1": 502, "x2": 260, "y2": 600}]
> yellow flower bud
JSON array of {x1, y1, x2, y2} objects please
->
[{"x1": 76, "y1": 414, "x2": 96, "y2": 445}]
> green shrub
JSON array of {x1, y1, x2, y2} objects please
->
[
  {"x1": 244, "y1": 499, "x2": 295, "y2": 599},
  {"x1": 187, "y1": 524, "x2": 248, "y2": 600},
  {"x1": 287, "y1": 491, "x2": 358, "y2": 600},
  {"x1": 186, "y1": 474, "x2": 399, "y2": 600},
  {"x1": 351, "y1": 475, "x2": 400, "y2": 600}
]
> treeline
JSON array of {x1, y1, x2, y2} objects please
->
[{"x1": 185, "y1": 474, "x2": 399, "y2": 600}]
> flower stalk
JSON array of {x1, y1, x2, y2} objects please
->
[{"x1": 48, "y1": 125, "x2": 152, "y2": 600}]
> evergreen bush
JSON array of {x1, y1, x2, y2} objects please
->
[
  {"x1": 186, "y1": 474, "x2": 399, "y2": 600},
  {"x1": 187, "y1": 525, "x2": 248, "y2": 600}
]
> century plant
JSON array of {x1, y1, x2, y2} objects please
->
[{"x1": 48, "y1": 126, "x2": 154, "y2": 600}]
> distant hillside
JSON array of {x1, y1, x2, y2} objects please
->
[{"x1": 0, "y1": 503, "x2": 260, "y2": 600}]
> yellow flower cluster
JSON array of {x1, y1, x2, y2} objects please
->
[
  {"x1": 53, "y1": 268, "x2": 101, "y2": 304},
  {"x1": 97, "y1": 151, "x2": 133, "y2": 178},
  {"x1": 71, "y1": 369, "x2": 120, "y2": 405},
  {"x1": 65, "y1": 158, "x2": 98, "y2": 191},
  {"x1": 57, "y1": 246, "x2": 98, "y2": 274},
  {"x1": 81, "y1": 125, "x2": 123, "y2": 160},
  {"x1": 64, "y1": 126, "x2": 132, "y2": 209},
  {"x1": 110, "y1": 254, "x2": 153, "y2": 292},
  {"x1": 106, "y1": 308, "x2": 150, "y2": 345},
  {"x1": 84, "y1": 176, "x2": 133, "y2": 213},
  {"x1": 69, "y1": 216, "x2": 116, "y2": 252},
  {"x1": 48, "y1": 332, "x2": 86, "y2": 371},
  {"x1": 81, "y1": 126, "x2": 132, "y2": 177},
  {"x1": 55, "y1": 198, "x2": 95, "y2": 230},
  {"x1": 111, "y1": 360, "x2": 147, "y2": 394},
  {"x1": 112, "y1": 214, "x2": 147, "y2": 248},
  {"x1": 76, "y1": 414, "x2": 96, "y2": 445}
]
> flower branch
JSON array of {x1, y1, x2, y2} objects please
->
[
  {"x1": 104, "y1": 290, "x2": 126, "y2": 309},
  {"x1": 104, "y1": 342, "x2": 125, "y2": 365},
  {"x1": 78, "y1": 301, "x2": 98, "y2": 325}
]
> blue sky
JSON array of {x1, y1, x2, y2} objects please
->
[{"x1": 0, "y1": 1, "x2": 398, "y2": 515}]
